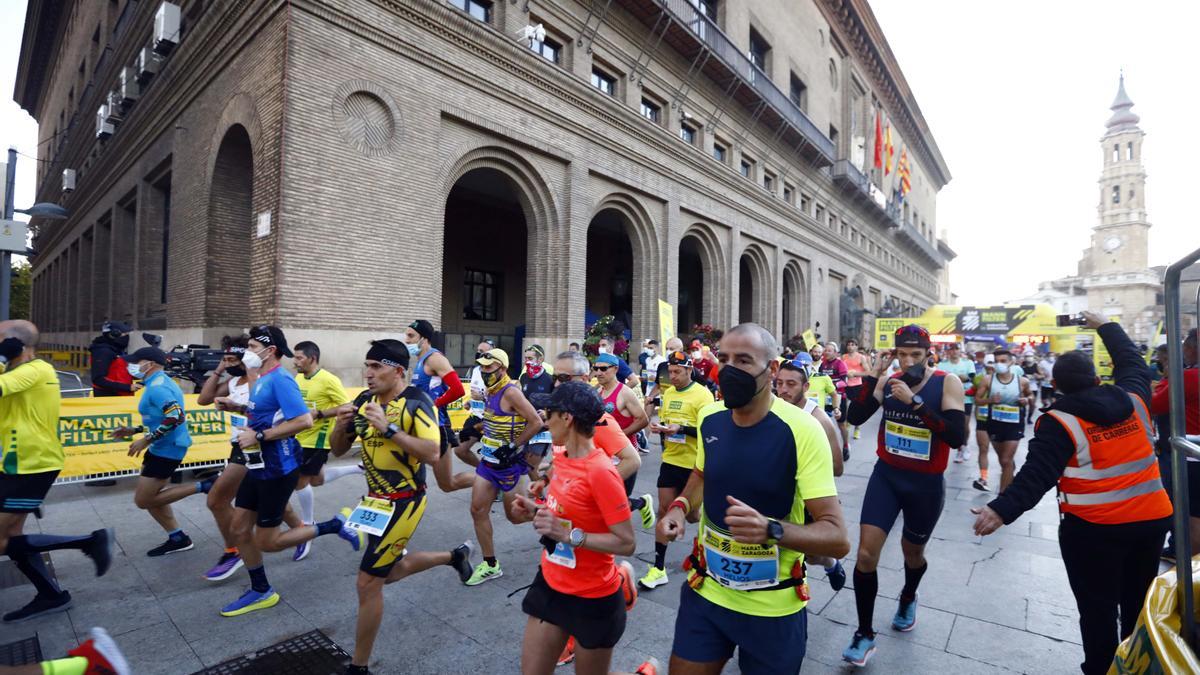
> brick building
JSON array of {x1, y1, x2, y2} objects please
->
[{"x1": 14, "y1": 0, "x2": 953, "y2": 379}]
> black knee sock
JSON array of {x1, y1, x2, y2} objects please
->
[
  {"x1": 853, "y1": 567, "x2": 878, "y2": 637},
  {"x1": 484, "y1": 556, "x2": 497, "y2": 567},
  {"x1": 13, "y1": 553, "x2": 61, "y2": 597},
  {"x1": 629, "y1": 496, "x2": 645, "y2": 510},
  {"x1": 654, "y1": 542, "x2": 668, "y2": 570},
  {"x1": 5, "y1": 533, "x2": 93, "y2": 556},
  {"x1": 901, "y1": 562, "x2": 928, "y2": 603},
  {"x1": 247, "y1": 564, "x2": 270, "y2": 593}
]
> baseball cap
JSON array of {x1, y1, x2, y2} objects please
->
[
  {"x1": 408, "y1": 319, "x2": 435, "y2": 342},
  {"x1": 249, "y1": 325, "x2": 294, "y2": 358},
  {"x1": 529, "y1": 381, "x2": 604, "y2": 426},
  {"x1": 126, "y1": 346, "x2": 167, "y2": 366},
  {"x1": 476, "y1": 348, "x2": 510, "y2": 369},
  {"x1": 595, "y1": 353, "x2": 620, "y2": 367},
  {"x1": 102, "y1": 321, "x2": 131, "y2": 334},
  {"x1": 367, "y1": 339, "x2": 410, "y2": 369},
  {"x1": 894, "y1": 324, "x2": 931, "y2": 349}
]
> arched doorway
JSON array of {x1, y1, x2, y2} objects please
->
[
  {"x1": 739, "y1": 256, "x2": 756, "y2": 324},
  {"x1": 782, "y1": 261, "x2": 806, "y2": 338},
  {"x1": 441, "y1": 167, "x2": 529, "y2": 366},
  {"x1": 206, "y1": 124, "x2": 253, "y2": 326},
  {"x1": 678, "y1": 236, "x2": 705, "y2": 334},
  {"x1": 737, "y1": 245, "x2": 771, "y2": 326},
  {"x1": 585, "y1": 209, "x2": 635, "y2": 337}
]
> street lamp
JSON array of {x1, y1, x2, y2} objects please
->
[
  {"x1": 3, "y1": 147, "x2": 72, "y2": 320},
  {"x1": 14, "y1": 203, "x2": 70, "y2": 220}
]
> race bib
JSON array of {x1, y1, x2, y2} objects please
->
[
  {"x1": 546, "y1": 519, "x2": 576, "y2": 568},
  {"x1": 480, "y1": 436, "x2": 503, "y2": 463},
  {"x1": 345, "y1": 497, "x2": 395, "y2": 537},
  {"x1": 992, "y1": 404, "x2": 1020, "y2": 424},
  {"x1": 702, "y1": 526, "x2": 780, "y2": 590},
  {"x1": 229, "y1": 414, "x2": 246, "y2": 442},
  {"x1": 807, "y1": 396, "x2": 820, "y2": 408},
  {"x1": 976, "y1": 405, "x2": 989, "y2": 421},
  {"x1": 243, "y1": 447, "x2": 266, "y2": 470},
  {"x1": 470, "y1": 399, "x2": 485, "y2": 416},
  {"x1": 530, "y1": 430, "x2": 552, "y2": 445},
  {"x1": 884, "y1": 421, "x2": 932, "y2": 461},
  {"x1": 666, "y1": 432, "x2": 686, "y2": 445}
]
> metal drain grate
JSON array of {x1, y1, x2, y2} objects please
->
[
  {"x1": 0, "y1": 635, "x2": 43, "y2": 666},
  {"x1": 0, "y1": 554, "x2": 56, "y2": 590},
  {"x1": 193, "y1": 630, "x2": 350, "y2": 674}
]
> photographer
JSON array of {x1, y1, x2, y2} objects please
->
[{"x1": 89, "y1": 321, "x2": 140, "y2": 397}]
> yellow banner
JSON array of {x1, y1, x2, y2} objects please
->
[
  {"x1": 873, "y1": 318, "x2": 910, "y2": 349},
  {"x1": 658, "y1": 299, "x2": 675, "y2": 347},
  {"x1": 802, "y1": 329, "x2": 818, "y2": 351}
]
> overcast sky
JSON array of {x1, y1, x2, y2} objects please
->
[{"x1": 2, "y1": 2, "x2": 1194, "y2": 305}]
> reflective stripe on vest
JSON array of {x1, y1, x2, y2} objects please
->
[
  {"x1": 1051, "y1": 395, "x2": 1155, "y2": 481},
  {"x1": 1059, "y1": 476, "x2": 1164, "y2": 505}
]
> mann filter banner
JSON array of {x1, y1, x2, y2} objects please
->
[{"x1": 875, "y1": 304, "x2": 1084, "y2": 349}]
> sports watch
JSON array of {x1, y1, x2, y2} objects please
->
[
  {"x1": 383, "y1": 423, "x2": 400, "y2": 439},
  {"x1": 568, "y1": 528, "x2": 586, "y2": 548},
  {"x1": 255, "y1": 430, "x2": 266, "y2": 444},
  {"x1": 766, "y1": 518, "x2": 785, "y2": 545},
  {"x1": 910, "y1": 394, "x2": 925, "y2": 410}
]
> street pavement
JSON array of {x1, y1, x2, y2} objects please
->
[{"x1": 0, "y1": 410, "x2": 1115, "y2": 674}]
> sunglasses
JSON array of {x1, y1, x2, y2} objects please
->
[
  {"x1": 592, "y1": 365, "x2": 612, "y2": 372},
  {"x1": 553, "y1": 373, "x2": 573, "y2": 383}
]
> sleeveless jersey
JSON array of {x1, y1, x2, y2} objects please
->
[
  {"x1": 988, "y1": 373, "x2": 1022, "y2": 426},
  {"x1": 482, "y1": 382, "x2": 525, "y2": 446},
  {"x1": 411, "y1": 348, "x2": 450, "y2": 427},
  {"x1": 228, "y1": 376, "x2": 251, "y2": 442},
  {"x1": 876, "y1": 371, "x2": 951, "y2": 474},
  {"x1": 601, "y1": 383, "x2": 636, "y2": 439}
]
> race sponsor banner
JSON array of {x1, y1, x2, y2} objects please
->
[{"x1": 658, "y1": 299, "x2": 675, "y2": 347}]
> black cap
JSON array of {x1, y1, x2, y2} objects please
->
[
  {"x1": 667, "y1": 349, "x2": 692, "y2": 367},
  {"x1": 102, "y1": 321, "x2": 132, "y2": 334},
  {"x1": 529, "y1": 380, "x2": 604, "y2": 426},
  {"x1": 366, "y1": 339, "x2": 410, "y2": 369},
  {"x1": 126, "y1": 346, "x2": 167, "y2": 366},
  {"x1": 894, "y1": 324, "x2": 931, "y2": 349},
  {"x1": 409, "y1": 319, "x2": 435, "y2": 342},
  {"x1": 249, "y1": 325, "x2": 294, "y2": 358}
]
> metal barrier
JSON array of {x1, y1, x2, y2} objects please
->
[
  {"x1": 55, "y1": 371, "x2": 91, "y2": 398},
  {"x1": 1163, "y1": 244, "x2": 1200, "y2": 651}
]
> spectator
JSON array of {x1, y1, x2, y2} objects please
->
[
  {"x1": 89, "y1": 321, "x2": 140, "y2": 397},
  {"x1": 1150, "y1": 329, "x2": 1199, "y2": 560}
]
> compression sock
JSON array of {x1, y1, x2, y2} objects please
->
[
  {"x1": 39, "y1": 657, "x2": 88, "y2": 675},
  {"x1": 168, "y1": 529, "x2": 186, "y2": 541},
  {"x1": 5, "y1": 533, "x2": 94, "y2": 555},
  {"x1": 484, "y1": 556, "x2": 497, "y2": 567},
  {"x1": 901, "y1": 562, "x2": 928, "y2": 603},
  {"x1": 14, "y1": 552, "x2": 62, "y2": 597},
  {"x1": 323, "y1": 464, "x2": 364, "y2": 483},
  {"x1": 654, "y1": 542, "x2": 668, "y2": 570},
  {"x1": 853, "y1": 568, "x2": 878, "y2": 637},
  {"x1": 314, "y1": 516, "x2": 344, "y2": 536},
  {"x1": 629, "y1": 496, "x2": 646, "y2": 510},
  {"x1": 448, "y1": 547, "x2": 467, "y2": 568},
  {"x1": 295, "y1": 485, "x2": 315, "y2": 524},
  {"x1": 247, "y1": 565, "x2": 270, "y2": 593}
]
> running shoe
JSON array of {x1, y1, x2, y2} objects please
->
[
  {"x1": 336, "y1": 508, "x2": 366, "y2": 552},
  {"x1": 842, "y1": 446, "x2": 850, "y2": 462},
  {"x1": 634, "y1": 657, "x2": 660, "y2": 675},
  {"x1": 197, "y1": 477, "x2": 217, "y2": 494},
  {"x1": 451, "y1": 541, "x2": 474, "y2": 584},
  {"x1": 638, "y1": 566, "x2": 668, "y2": 589},
  {"x1": 465, "y1": 561, "x2": 503, "y2": 586},
  {"x1": 1161, "y1": 546, "x2": 1177, "y2": 564},
  {"x1": 893, "y1": 593, "x2": 918, "y2": 632},
  {"x1": 68, "y1": 627, "x2": 131, "y2": 675},
  {"x1": 147, "y1": 534, "x2": 194, "y2": 557},
  {"x1": 220, "y1": 587, "x2": 280, "y2": 617},
  {"x1": 825, "y1": 560, "x2": 847, "y2": 592},
  {"x1": 853, "y1": 428, "x2": 862, "y2": 440},
  {"x1": 204, "y1": 551, "x2": 244, "y2": 581},
  {"x1": 842, "y1": 631, "x2": 876, "y2": 667},
  {"x1": 618, "y1": 561, "x2": 638, "y2": 610},
  {"x1": 953, "y1": 449, "x2": 965, "y2": 464},
  {"x1": 636, "y1": 493, "x2": 656, "y2": 530},
  {"x1": 84, "y1": 527, "x2": 114, "y2": 577},
  {"x1": 556, "y1": 636, "x2": 576, "y2": 666},
  {"x1": 2, "y1": 591, "x2": 72, "y2": 623},
  {"x1": 293, "y1": 540, "x2": 311, "y2": 562},
  {"x1": 971, "y1": 478, "x2": 989, "y2": 492}
]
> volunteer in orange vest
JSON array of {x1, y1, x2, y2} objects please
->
[{"x1": 971, "y1": 311, "x2": 1172, "y2": 675}]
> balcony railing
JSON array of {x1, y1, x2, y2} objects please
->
[
  {"x1": 896, "y1": 218, "x2": 943, "y2": 265},
  {"x1": 831, "y1": 159, "x2": 902, "y2": 229}
]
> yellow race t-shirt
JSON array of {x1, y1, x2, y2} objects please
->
[
  {"x1": 806, "y1": 374, "x2": 837, "y2": 409},
  {"x1": 348, "y1": 386, "x2": 441, "y2": 494},
  {"x1": 296, "y1": 368, "x2": 350, "y2": 450},
  {"x1": 0, "y1": 359, "x2": 64, "y2": 474},
  {"x1": 659, "y1": 382, "x2": 714, "y2": 469}
]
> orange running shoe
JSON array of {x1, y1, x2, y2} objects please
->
[
  {"x1": 557, "y1": 636, "x2": 576, "y2": 667},
  {"x1": 634, "y1": 657, "x2": 660, "y2": 675},
  {"x1": 618, "y1": 560, "x2": 638, "y2": 611}
]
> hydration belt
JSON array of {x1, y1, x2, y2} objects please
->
[{"x1": 683, "y1": 537, "x2": 810, "y2": 599}]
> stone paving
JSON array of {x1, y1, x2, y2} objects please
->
[{"x1": 0, "y1": 412, "x2": 1116, "y2": 674}]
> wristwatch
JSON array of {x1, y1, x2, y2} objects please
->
[
  {"x1": 255, "y1": 430, "x2": 266, "y2": 444},
  {"x1": 766, "y1": 519, "x2": 785, "y2": 545},
  {"x1": 911, "y1": 394, "x2": 924, "y2": 410},
  {"x1": 568, "y1": 528, "x2": 586, "y2": 548},
  {"x1": 383, "y1": 423, "x2": 400, "y2": 439}
]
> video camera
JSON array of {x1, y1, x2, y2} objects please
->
[{"x1": 143, "y1": 333, "x2": 223, "y2": 390}]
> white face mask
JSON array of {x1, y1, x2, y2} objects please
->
[
  {"x1": 406, "y1": 342, "x2": 420, "y2": 357},
  {"x1": 598, "y1": 346, "x2": 611, "y2": 355},
  {"x1": 995, "y1": 362, "x2": 1011, "y2": 375},
  {"x1": 642, "y1": 347, "x2": 653, "y2": 355},
  {"x1": 242, "y1": 349, "x2": 264, "y2": 370},
  {"x1": 692, "y1": 350, "x2": 702, "y2": 361},
  {"x1": 127, "y1": 363, "x2": 143, "y2": 379}
]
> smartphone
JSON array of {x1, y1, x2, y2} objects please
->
[{"x1": 1055, "y1": 314, "x2": 1087, "y2": 327}]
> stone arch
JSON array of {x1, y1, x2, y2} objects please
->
[
  {"x1": 677, "y1": 223, "x2": 727, "y2": 334},
  {"x1": 205, "y1": 123, "x2": 255, "y2": 326},
  {"x1": 782, "y1": 259, "x2": 808, "y2": 338},
  {"x1": 587, "y1": 193, "x2": 660, "y2": 340},
  {"x1": 738, "y1": 243, "x2": 772, "y2": 326}
]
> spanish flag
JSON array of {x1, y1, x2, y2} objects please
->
[
  {"x1": 898, "y1": 145, "x2": 912, "y2": 200},
  {"x1": 884, "y1": 123, "x2": 895, "y2": 175},
  {"x1": 873, "y1": 111, "x2": 883, "y2": 170}
]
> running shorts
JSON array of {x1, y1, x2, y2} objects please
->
[
  {"x1": 988, "y1": 421, "x2": 1025, "y2": 443},
  {"x1": 227, "y1": 443, "x2": 246, "y2": 466},
  {"x1": 672, "y1": 582, "x2": 808, "y2": 675},
  {"x1": 439, "y1": 426, "x2": 458, "y2": 458},
  {"x1": 964, "y1": 402, "x2": 973, "y2": 418},
  {"x1": 860, "y1": 460, "x2": 945, "y2": 545},
  {"x1": 360, "y1": 493, "x2": 427, "y2": 578},
  {"x1": 476, "y1": 461, "x2": 525, "y2": 493},
  {"x1": 235, "y1": 470, "x2": 300, "y2": 528},
  {"x1": 657, "y1": 462, "x2": 692, "y2": 492},
  {"x1": 0, "y1": 470, "x2": 58, "y2": 513},
  {"x1": 522, "y1": 568, "x2": 626, "y2": 649},
  {"x1": 140, "y1": 452, "x2": 182, "y2": 480},
  {"x1": 298, "y1": 447, "x2": 329, "y2": 476}
]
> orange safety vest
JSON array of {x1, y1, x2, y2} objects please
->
[{"x1": 1048, "y1": 393, "x2": 1173, "y2": 525}]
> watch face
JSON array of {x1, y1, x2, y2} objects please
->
[{"x1": 1103, "y1": 236, "x2": 1122, "y2": 252}]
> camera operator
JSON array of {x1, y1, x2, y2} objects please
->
[{"x1": 89, "y1": 321, "x2": 140, "y2": 397}]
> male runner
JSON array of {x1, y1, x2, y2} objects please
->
[
  {"x1": 820, "y1": 342, "x2": 850, "y2": 459},
  {"x1": 598, "y1": 336, "x2": 642, "y2": 391},
  {"x1": 464, "y1": 348, "x2": 544, "y2": 585},
  {"x1": 940, "y1": 344, "x2": 977, "y2": 464},
  {"x1": 595, "y1": 352, "x2": 650, "y2": 442},
  {"x1": 403, "y1": 320, "x2": 470, "y2": 493},
  {"x1": 220, "y1": 325, "x2": 364, "y2": 617},
  {"x1": 1038, "y1": 352, "x2": 1058, "y2": 407},
  {"x1": 330, "y1": 339, "x2": 473, "y2": 675},
  {"x1": 841, "y1": 339, "x2": 872, "y2": 441},
  {"x1": 971, "y1": 363, "x2": 995, "y2": 490},
  {"x1": 842, "y1": 325, "x2": 966, "y2": 666},
  {"x1": 0, "y1": 320, "x2": 113, "y2": 623},
  {"x1": 291, "y1": 340, "x2": 355, "y2": 561},
  {"x1": 973, "y1": 349, "x2": 1032, "y2": 492},
  {"x1": 455, "y1": 338, "x2": 498, "y2": 471},
  {"x1": 520, "y1": 345, "x2": 555, "y2": 467},
  {"x1": 639, "y1": 350, "x2": 713, "y2": 590}
]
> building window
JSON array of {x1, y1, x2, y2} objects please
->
[
  {"x1": 748, "y1": 29, "x2": 770, "y2": 82},
  {"x1": 450, "y1": 0, "x2": 492, "y2": 22},
  {"x1": 763, "y1": 171, "x2": 775, "y2": 192},
  {"x1": 829, "y1": 124, "x2": 839, "y2": 148},
  {"x1": 789, "y1": 73, "x2": 807, "y2": 111},
  {"x1": 1129, "y1": 187, "x2": 1135, "y2": 202},
  {"x1": 680, "y1": 123, "x2": 697, "y2": 145},
  {"x1": 463, "y1": 268, "x2": 501, "y2": 321},
  {"x1": 530, "y1": 35, "x2": 562, "y2": 63},
  {"x1": 739, "y1": 159, "x2": 752, "y2": 178},
  {"x1": 713, "y1": 142, "x2": 727, "y2": 163},
  {"x1": 692, "y1": 0, "x2": 717, "y2": 20},
  {"x1": 591, "y1": 69, "x2": 616, "y2": 96},
  {"x1": 1126, "y1": 142, "x2": 1133, "y2": 160},
  {"x1": 640, "y1": 98, "x2": 661, "y2": 124},
  {"x1": 800, "y1": 193, "x2": 811, "y2": 214},
  {"x1": 815, "y1": 203, "x2": 825, "y2": 222},
  {"x1": 1112, "y1": 185, "x2": 1120, "y2": 204},
  {"x1": 1112, "y1": 144, "x2": 1120, "y2": 162},
  {"x1": 783, "y1": 184, "x2": 794, "y2": 204}
]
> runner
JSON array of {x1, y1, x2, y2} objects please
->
[
  {"x1": 1038, "y1": 352, "x2": 1058, "y2": 408},
  {"x1": 520, "y1": 345, "x2": 555, "y2": 472},
  {"x1": 291, "y1": 340, "x2": 356, "y2": 562},
  {"x1": 973, "y1": 349, "x2": 1032, "y2": 492},
  {"x1": 329, "y1": 339, "x2": 473, "y2": 675},
  {"x1": 803, "y1": 353, "x2": 840, "y2": 426},
  {"x1": 774, "y1": 355, "x2": 848, "y2": 590},
  {"x1": 454, "y1": 338, "x2": 497, "y2": 473},
  {"x1": 642, "y1": 339, "x2": 666, "y2": 398},
  {"x1": 403, "y1": 320, "x2": 471, "y2": 494},
  {"x1": 841, "y1": 325, "x2": 966, "y2": 667},
  {"x1": 595, "y1": 352, "x2": 650, "y2": 442},
  {"x1": 219, "y1": 325, "x2": 365, "y2": 617},
  {"x1": 841, "y1": 339, "x2": 872, "y2": 442},
  {"x1": 598, "y1": 336, "x2": 642, "y2": 392},
  {"x1": 464, "y1": 348, "x2": 544, "y2": 586},
  {"x1": 658, "y1": 323, "x2": 848, "y2": 674},
  {"x1": 639, "y1": 349, "x2": 714, "y2": 590},
  {"x1": 939, "y1": 344, "x2": 977, "y2": 464},
  {"x1": 110, "y1": 345, "x2": 206, "y2": 557},
  {"x1": 820, "y1": 343, "x2": 850, "y2": 461},
  {"x1": 0, "y1": 320, "x2": 114, "y2": 623},
  {"x1": 510, "y1": 381, "x2": 655, "y2": 675},
  {"x1": 971, "y1": 362, "x2": 995, "y2": 491}
]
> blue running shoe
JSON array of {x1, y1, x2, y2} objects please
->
[
  {"x1": 220, "y1": 587, "x2": 280, "y2": 617},
  {"x1": 336, "y1": 507, "x2": 366, "y2": 552},
  {"x1": 842, "y1": 631, "x2": 876, "y2": 667},
  {"x1": 293, "y1": 540, "x2": 311, "y2": 562},
  {"x1": 893, "y1": 593, "x2": 918, "y2": 632},
  {"x1": 825, "y1": 560, "x2": 847, "y2": 591}
]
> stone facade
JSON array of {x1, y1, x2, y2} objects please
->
[{"x1": 15, "y1": 0, "x2": 952, "y2": 381}]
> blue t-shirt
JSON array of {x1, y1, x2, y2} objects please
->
[
  {"x1": 616, "y1": 358, "x2": 633, "y2": 383},
  {"x1": 246, "y1": 365, "x2": 308, "y2": 478},
  {"x1": 138, "y1": 371, "x2": 192, "y2": 460}
]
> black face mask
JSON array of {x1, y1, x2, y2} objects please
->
[
  {"x1": 112, "y1": 333, "x2": 130, "y2": 350},
  {"x1": 227, "y1": 365, "x2": 247, "y2": 378},
  {"x1": 898, "y1": 363, "x2": 926, "y2": 387},
  {"x1": 1155, "y1": 361, "x2": 1165, "y2": 373},
  {"x1": 719, "y1": 365, "x2": 768, "y2": 409}
]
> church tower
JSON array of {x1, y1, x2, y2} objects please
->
[{"x1": 1080, "y1": 74, "x2": 1161, "y2": 342}]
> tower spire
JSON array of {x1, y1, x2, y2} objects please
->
[{"x1": 1106, "y1": 72, "x2": 1140, "y2": 131}]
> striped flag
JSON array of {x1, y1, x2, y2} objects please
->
[
  {"x1": 884, "y1": 123, "x2": 895, "y2": 175},
  {"x1": 898, "y1": 145, "x2": 912, "y2": 200}
]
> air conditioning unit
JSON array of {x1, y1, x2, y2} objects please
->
[
  {"x1": 105, "y1": 92, "x2": 124, "y2": 123},
  {"x1": 62, "y1": 169, "x2": 77, "y2": 193},
  {"x1": 119, "y1": 67, "x2": 140, "y2": 108},
  {"x1": 136, "y1": 47, "x2": 164, "y2": 84},
  {"x1": 153, "y1": 2, "x2": 182, "y2": 55},
  {"x1": 96, "y1": 105, "x2": 114, "y2": 139},
  {"x1": 518, "y1": 23, "x2": 546, "y2": 47}
]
